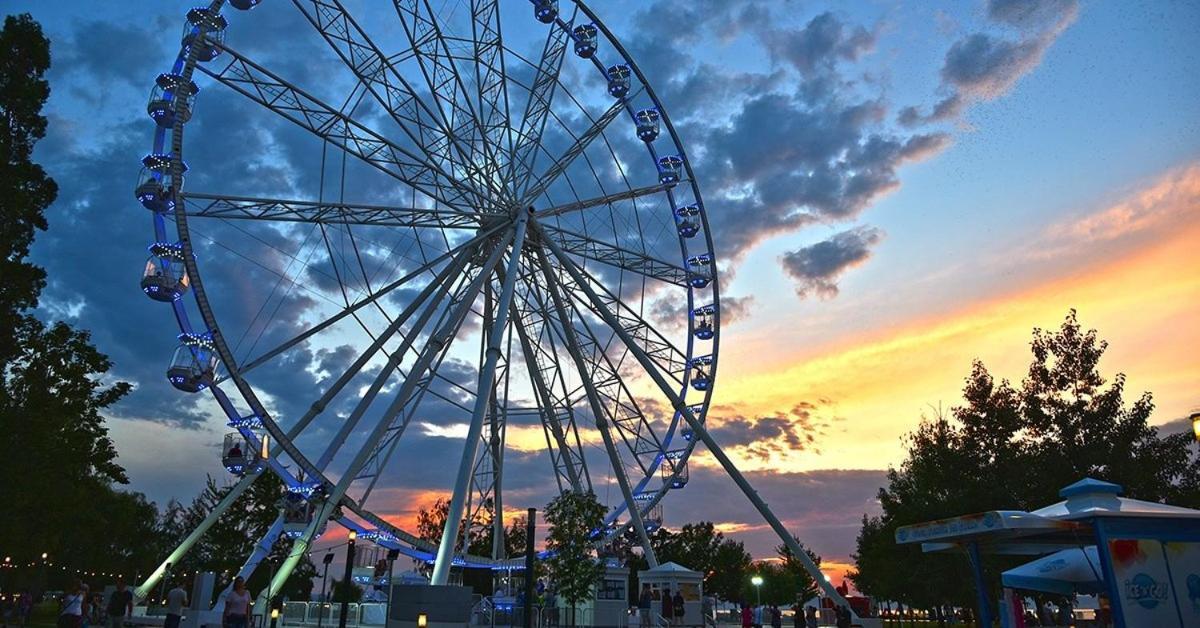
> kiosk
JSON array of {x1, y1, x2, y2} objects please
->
[
  {"x1": 895, "y1": 478, "x2": 1200, "y2": 628},
  {"x1": 637, "y1": 563, "x2": 703, "y2": 627}
]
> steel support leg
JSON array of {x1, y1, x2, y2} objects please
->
[
  {"x1": 539, "y1": 230, "x2": 853, "y2": 610},
  {"x1": 431, "y1": 210, "x2": 530, "y2": 585},
  {"x1": 135, "y1": 470, "x2": 262, "y2": 601},
  {"x1": 532, "y1": 247, "x2": 658, "y2": 568}
]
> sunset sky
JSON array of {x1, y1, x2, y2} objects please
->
[{"x1": 13, "y1": 0, "x2": 1200, "y2": 587}]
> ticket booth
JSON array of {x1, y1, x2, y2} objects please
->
[{"x1": 637, "y1": 563, "x2": 703, "y2": 627}]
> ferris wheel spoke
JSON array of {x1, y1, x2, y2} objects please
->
[
  {"x1": 312, "y1": 240, "x2": 499, "y2": 472},
  {"x1": 322, "y1": 227, "x2": 514, "y2": 518},
  {"x1": 465, "y1": 286, "x2": 512, "y2": 558},
  {"x1": 529, "y1": 246, "x2": 659, "y2": 566},
  {"x1": 545, "y1": 256, "x2": 691, "y2": 386},
  {"x1": 292, "y1": 0, "x2": 504, "y2": 207},
  {"x1": 225, "y1": 226, "x2": 498, "y2": 383},
  {"x1": 357, "y1": 318, "x2": 473, "y2": 504},
  {"x1": 470, "y1": 0, "x2": 515, "y2": 194},
  {"x1": 393, "y1": 0, "x2": 506, "y2": 201},
  {"x1": 510, "y1": 265, "x2": 591, "y2": 494},
  {"x1": 536, "y1": 222, "x2": 690, "y2": 287},
  {"x1": 507, "y1": 4, "x2": 577, "y2": 195},
  {"x1": 184, "y1": 192, "x2": 484, "y2": 229},
  {"x1": 279, "y1": 234, "x2": 483, "y2": 445},
  {"x1": 198, "y1": 40, "x2": 486, "y2": 212},
  {"x1": 533, "y1": 251, "x2": 669, "y2": 475},
  {"x1": 534, "y1": 182, "x2": 675, "y2": 219},
  {"x1": 519, "y1": 94, "x2": 638, "y2": 204}
]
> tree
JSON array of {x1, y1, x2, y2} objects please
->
[
  {"x1": 0, "y1": 13, "x2": 56, "y2": 359},
  {"x1": 412, "y1": 497, "x2": 524, "y2": 593},
  {"x1": 647, "y1": 522, "x2": 753, "y2": 603},
  {"x1": 774, "y1": 537, "x2": 821, "y2": 603},
  {"x1": 0, "y1": 13, "x2": 149, "y2": 590},
  {"x1": 851, "y1": 310, "x2": 1200, "y2": 609},
  {"x1": 544, "y1": 491, "x2": 607, "y2": 627},
  {"x1": 330, "y1": 578, "x2": 363, "y2": 603}
]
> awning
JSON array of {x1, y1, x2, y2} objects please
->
[{"x1": 1001, "y1": 546, "x2": 1105, "y2": 596}]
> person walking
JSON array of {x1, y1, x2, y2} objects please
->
[
  {"x1": 106, "y1": 579, "x2": 133, "y2": 628},
  {"x1": 834, "y1": 606, "x2": 850, "y2": 628},
  {"x1": 17, "y1": 592, "x2": 32, "y2": 628},
  {"x1": 740, "y1": 605, "x2": 752, "y2": 628},
  {"x1": 638, "y1": 585, "x2": 653, "y2": 628},
  {"x1": 78, "y1": 585, "x2": 92, "y2": 628},
  {"x1": 751, "y1": 604, "x2": 762, "y2": 628},
  {"x1": 672, "y1": 590, "x2": 684, "y2": 627},
  {"x1": 804, "y1": 607, "x2": 817, "y2": 628},
  {"x1": 164, "y1": 581, "x2": 188, "y2": 628},
  {"x1": 660, "y1": 588, "x2": 672, "y2": 626},
  {"x1": 222, "y1": 577, "x2": 252, "y2": 628},
  {"x1": 770, "y1": 605, "x2": 781, "y2": 628},
  {"x1": 58, "y1": 581, "x2": 85, "y2": 628}
]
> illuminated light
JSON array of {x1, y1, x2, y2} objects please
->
[
  {"x1": 1191, "y1": 413, "x2": 1200, "y2": 442},
  {"x1": 271, "y1": 609, "x2": 279, "y2": 619},
  {"x1": 260, "y1": 435, "x2": 270, "y2": 460},
  {"x1": 417, "y1": 613, "x2": 428, "y2": 628},
  {"x1": 348, "y1": 530, "x2": 357, "y2": 542},
  {"x1": 750, "y1": 575, "x2": 763, "y2": 586}
]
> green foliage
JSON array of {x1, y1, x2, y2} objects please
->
[
  {"x1": 544, "y1": 491, "x2": 607, "y2": 614},
  {"x1": 412, "y1": 497, "x2": 529, "y2": 593},
  {"x1": 851, "y1": 310, "x2": 1200, "y2": 608},
  {"x1": 0, "y1": 13, "x2": 57, "y2": 352},
  {"x1": 773, "y1": 537, "x2": 821, "y2": 603},
  {"x1": 330, "y1": 578, "x2": 363, "y2": 603},
  {"x1": 652, "y1": 522, "x2": 753, "y2": 602}
]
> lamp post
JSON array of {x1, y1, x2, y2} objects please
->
[
  {"x1": 750, "y1": 575, "x2": 763, "y2": 607},
  {"x1": 338, "y1": 531, "x2": 357, "y2": 628},
  {"x1": 317, "y1": 553, "x2": 334, "y2": 628}
]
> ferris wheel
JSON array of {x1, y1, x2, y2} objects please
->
[{"x1": 133, "y1": 0, "x2": 844, "y2": 606}]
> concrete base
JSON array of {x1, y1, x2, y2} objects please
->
[{"x1": 386, "y1": 584, "x2": 472, "y2": 628}]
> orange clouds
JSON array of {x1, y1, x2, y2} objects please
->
[{"x1": 708, "y1": 162, "x2": 1200, "y2": 473}]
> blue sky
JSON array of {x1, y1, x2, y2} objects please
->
[{"x1": 12, "y1": 0, "x2": 1200, "y2": 580}]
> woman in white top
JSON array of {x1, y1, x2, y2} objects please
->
[
  {"x1": 58, "y1": 581, "x2": 85, "y2": 628},
  {"x1": 223, "y1": 577, "x2": 252, "y2": 628}
]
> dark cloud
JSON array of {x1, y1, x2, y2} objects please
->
[
  {"x1": 706, "y1": 402, "x2": 831, "y2": 460},
  {"x1": 764, "y1": 12, "x2": 877, "y2": 75},
  {"x1": 987, "y1": 0, "x2": 1079, "y2": 31},
  {"x1": 899, "y1": 0, "x2": 1077, "y2": 127},
  {"x1": 779, "y1": 226, "x2": 883, "y2": 299},
  {"x1": 614, "y1": 2, "x2": 950, "y2": 297}
]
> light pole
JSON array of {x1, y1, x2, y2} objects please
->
[
  {"x1": 338, "y1": 531, "x2": 357, "y2": 628},
  {"x1": 317, "y1": 553, "x2": 334, "y2": 628},
  {"x1": 750, "y1": 575, "x2": 763, "y2": 607}
]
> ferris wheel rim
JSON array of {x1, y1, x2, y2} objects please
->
[{"x1": 143, "y1": 0, "x2": 720, "y2": 566}]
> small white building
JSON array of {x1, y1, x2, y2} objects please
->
[{"x1": 637, "y1": 563, "x2": 703, "y2": 627}]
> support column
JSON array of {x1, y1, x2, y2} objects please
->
[
  {"x1": 430, "y1": 210, "x2": 530, "y2": 585},
  {"x1": 135, "y1": 470, "x2": 261, "y2": 601},
  {"x1": 966, "y1": 542, "x2": 993, "y2": 628}
]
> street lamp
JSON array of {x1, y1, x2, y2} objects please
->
[
  {"x1": 338, "y1": 531, "x2": 357, "y2": 628},
  {"x1": 751, "y1": 575, "x2": 763, "y2": 606},
  {"x1": 1191, "y1": 412, "x2": 1200, "y2": 442},
  {"x1": 317, "y1": 553, "x2": 335, "y2": 628}
]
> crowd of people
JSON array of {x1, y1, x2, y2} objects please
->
[
  {"x1": 0, "y1": 591, "x2": 34, "y2": 628},
  {"x1": 636, "y1": 584, "x2": 686, "y2": 626}
]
